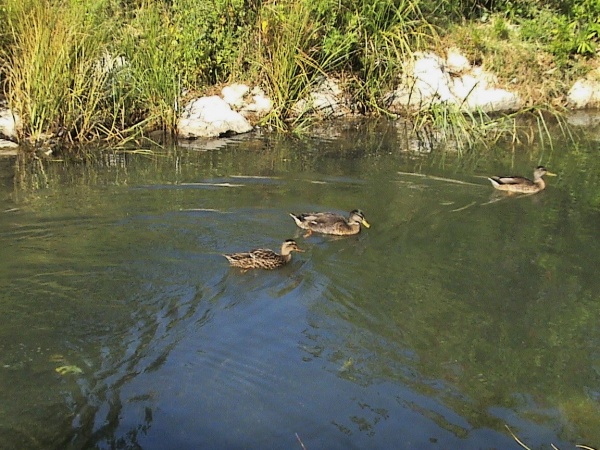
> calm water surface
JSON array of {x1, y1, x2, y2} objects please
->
[{"x1": 1, "y1": 121, "x2": 599, "y2": 449}]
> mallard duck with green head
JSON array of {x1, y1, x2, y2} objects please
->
[
  {"x1": 223, "y1": 239, "x2": 303, "y2": 270},
  {"x1": 488, "y1": 166, "x2": 557, "y2": 194},
  {"x1": 289, "y1": 209, "x2": 370, "y2": 236}
]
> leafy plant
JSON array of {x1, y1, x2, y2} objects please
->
[
  {"x1": 170, "y1": 0, "x2": 257, "y2": 86},
  {"x1": 519, "y1": 0, "x2": 600, "y2": 63}
]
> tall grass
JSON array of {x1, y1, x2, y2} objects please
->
[
  {"x1": 336, "y1": 0, "x2": 437, "y2": 113},
  {"x1": 3, "y1": 0, "x2": 113, "y2": 144},
  {"x1": 257, "y1": 1, "x2": 324, "y2": 130},
  {"x1": 1, "y1": 0, "x2": 257, "y2": 145},
  {"x1": 256, "y1": 0, "x2": 437, "y2": 129},
  {"x1": 118, "y1": 3, "x2": 181, "y2": 135}
]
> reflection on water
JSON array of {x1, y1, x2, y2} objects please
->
[{"x1": 1, "y1": 120, "x2": 600, "y2": 449}]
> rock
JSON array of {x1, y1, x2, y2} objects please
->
[
  {"x1": 446, "y1": 47, "x2": 471, "y2": 75},
  {"x1": 0, "y1": 139, "x2": 18, "y2": 152},
  {"x1": 451, "y1": 74, "x2": 481, "y2": 99},
  {"x1": 240, "y1": 86, "x2": 273, "y2": 119},
  {"x1": 566, "y1": 110, "x2": 600, "y2": 127},
  {"x1": 464, "y1": 87, "x2": 520, "y2": 112},
  {"x1": 95, "y1": 51, "x2": 128, "y2": 75},
  {"x1": 412, "y1": 52, "x2": 454, "y2": 102},
  {"x1": 567, "y1": 78, "x2": 600, "y2": 109},
  {"x1": 0, "y1": 108, "x2": 20, "y2": 140},
  {"x1": 384, "y1": 49, "x2": 521, "y2": 114},
  {"x1": 219, "y1": 84, "x2": 272, "y2": 121},
  {"x1": 292, "y1": 77, "x2": 352, "y2": 118},
  {"x1": 177, "y1": 96, "x2": 253, "y2": 139},
  {"x1": 221, "y1": 83, "x2": 250, "y2": 108}
]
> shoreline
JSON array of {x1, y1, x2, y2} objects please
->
[{"x1": 1, "y1": 0, "x2": 600, "y2": 151}]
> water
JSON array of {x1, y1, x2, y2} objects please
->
[{"x1": 1, "y1": 120, "x2": 599, "y2": 449}]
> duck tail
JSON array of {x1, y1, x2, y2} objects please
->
[
  {"x1": 289, "y1": 213, "x2": 302, "y2": 225},
  {"x1": 487, "y1": 177, "x2": 501, "y2": 187}
]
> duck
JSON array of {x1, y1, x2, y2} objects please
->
[
  {"x1": 223, "y1": 239, "x2": 303, "y2": 270},
  {"x1": 487, "y1": 166, "x2": 557, "y2": 194},
  {"x1": 289, "y1": 209, "x2": 370, "y2": 236}
]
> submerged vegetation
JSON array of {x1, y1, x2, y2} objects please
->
[{"x1": 0, "y1": 0, "x2": 599, "y2": 149}]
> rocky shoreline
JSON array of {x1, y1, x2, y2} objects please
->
[{"x1": 1, "y1": 48, "x2": 600, "y2": 150}]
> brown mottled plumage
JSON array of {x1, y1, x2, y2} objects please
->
[
  {"x1": 289, "y1": 209, "x2": 371, "y2": 236},
  {"x1": 488, "y1": 166, "x2": 557, "y2": 194},
  {"x1": 223, "y1": 239, "x2": 303, "y2": 270}
]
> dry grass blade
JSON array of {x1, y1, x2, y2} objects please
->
[
  {"x1": 505, "y1": 425, "x2": 532, "y2": 450},
  {"x1": 295, "y1": 432, "x2": 307, "y2": 450},
  {"x1": 505, "y1": 425, "x2": 598, "y2": 450}
]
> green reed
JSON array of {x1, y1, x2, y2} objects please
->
[{"x1": 3, "y1": 0, "x2": 113, "y2": 144}]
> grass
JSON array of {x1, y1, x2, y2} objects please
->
[
  {"x1": 256, "y1": 1, "x2": 322, "y2": 131},
  {"x1": 120, "y1": 3, "x2": 181, "y2": 134},
  {"x1": 0, "y1": 0, "x2": 597, "y2": 150},
  {"x1": 3, "y1": 0, "x2": 111, "y2": 144}
]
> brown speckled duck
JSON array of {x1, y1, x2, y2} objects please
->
[
  {"x1": 488, "y1": 166, "x2": 557, "y2": 194},
  {"x1": 289, "y1": 209, "x2": 371, "y2": 236},
  {"x1": 223, "y1": 239, "x2": 303, "y2": 270}
]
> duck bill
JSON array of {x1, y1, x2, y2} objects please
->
[
  {"x1": 362, "y1": 219, "x2": 371, "y2": 228},
  {"x1": 545, "y1": 171, "x2": 557, "y2": 176}
]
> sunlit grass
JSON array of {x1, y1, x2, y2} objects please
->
[
  {"x1": 0, "y1": 0, "x2": 590, "y2": 151},
  {"x1": 119, "y1": 3, "x2": 181, "y2": 135},
  {"x1": 3, "y1": 0, "x2": 111, "y2": 144},
  {"x1": 256, "y1": 1, "x2": 322, "y2": 131}
]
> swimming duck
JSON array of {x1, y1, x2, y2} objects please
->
[
  {"x1": 223, "y1": 239, "x2": 303, "y2": 270},
  {"x1": 487, "y1": 166, "x2": 557, "y2": 194},
  {"x1": 289, "y1": 209, "x2": 371, "y2": 236}
]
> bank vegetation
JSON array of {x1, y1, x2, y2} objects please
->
[{"x1": 0, "y1": 0, "x2": 599, "y2": 150}]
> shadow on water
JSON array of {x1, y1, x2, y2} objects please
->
[{"x1": 1, "y1": 119, "x2": 600, "y2": 449}]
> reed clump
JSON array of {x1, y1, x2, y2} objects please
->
[{"x1": 3, "y1": 0, "x2": 113, "y2": 144}]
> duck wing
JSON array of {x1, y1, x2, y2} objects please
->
[
  {"x1": 491, "y1": 176, "x2": 534, "y2": 186},
  {"x1": 300, "y1": 212, "x2": 344, "y2": 226},
  {"x1": 249, "y1": 248, "x2": 278, "y2": 259}
]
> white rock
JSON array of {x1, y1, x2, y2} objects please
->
[
  {"x1": 221, "y1": 84, "x2": 250, "y2": 108},
  {"x1": 0, "y1": 138, "x2": 18, "y2": 149},
  {"x1": 412, "y1": 52, "x2": 454, "y2": 102},
  {"x1": 470, "y1": 66, "x2": 497, "y2": 88},
  {"x1": 384, "y1": 86, "x2": 430, "y2": 111},
  {"x1": 567, "y1": 79, "x2": 600, "y2": 109},
  {"x1": 566, "y1": 110, "x2": 600, "y2": 127},
  {"x1": 450, "y1": 74, "x2": 480, "y2": 100},
  {"x1": 450, "y1": 72, "x2": 520, "y2": 112},
  {"x1": 291, "y1": 77, "x2": 351, "y2": 118},
  {"x1": 384, "y1": 50, "x2": 521, "y2": 113},
  {"x1": 319, "y1": 77, "x2": 343, "y2": 96},
  {"x1": 446, "y1": 48, "x2": 471, "y2": 74},
  {"x1": 95, "y1": 52, "x2": 128, "y2": 74},
  {"x1": 240, "y1": 87, "x2": 273, "y2": 117},
  {"x1": 0, "y1": 108, "x2": 20, "y2": 139},
  {"x1": 464, "y1": 88, "x2": 521, "y2": 113},
  {"x1": 177, "y1": 96, "x2": 253, "y2": 138}
]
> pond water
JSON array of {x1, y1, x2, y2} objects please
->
[{"x1": 1, "y1": 120, "x2": 599, "y2": 449}]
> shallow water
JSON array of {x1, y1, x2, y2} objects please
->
[{"x1": 1, "y1": 120, "x2": 600, "y2": 449}]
